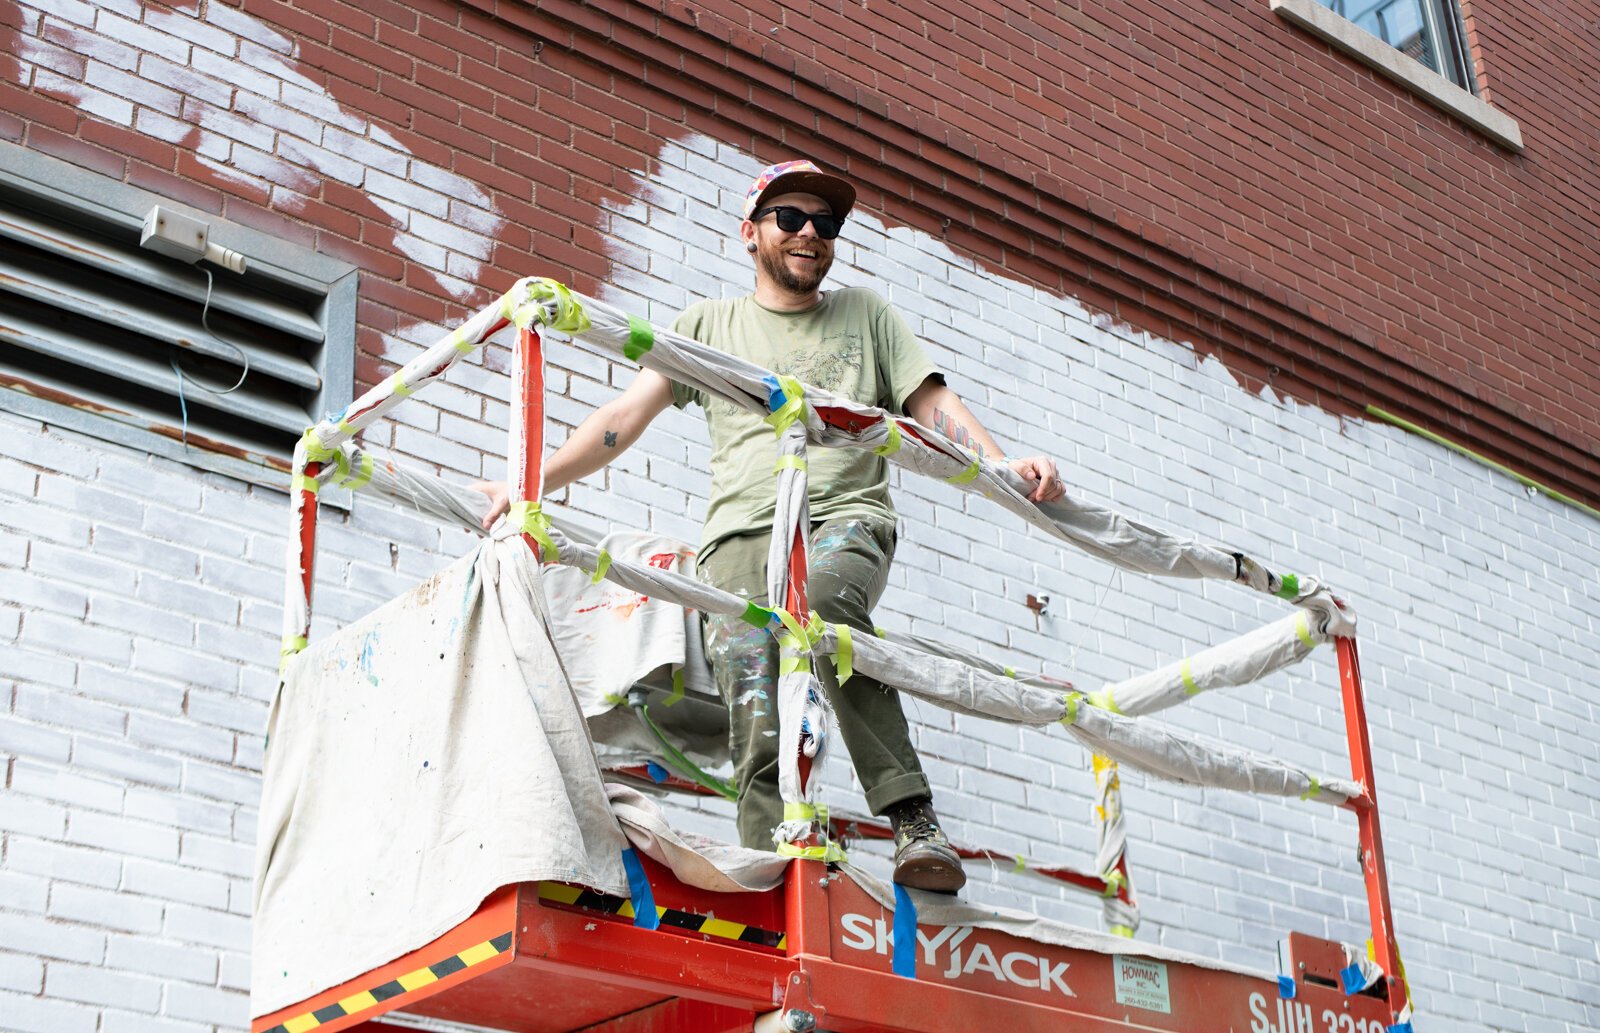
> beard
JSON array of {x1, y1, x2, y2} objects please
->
[{"x1": 757, "y1": 240, "x2": 832, "y2": 295}]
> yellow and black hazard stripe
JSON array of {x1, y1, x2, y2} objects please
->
[
  {"x1": 539, "y1": 882, "x2": 786, "y2": 950},
  {"x1": 259, "y1": 932, "x2": 512, "y2": 1033}
]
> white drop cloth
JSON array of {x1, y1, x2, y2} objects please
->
[
  {"x1": 537, "y1": 528, "x2": 696, "y2": 717},
  {"x1": 252, "y1": 538, "x2": 630, "y2": 1018},
  {"x1": 610, "y1": 784, "x2": 788, "y2": 892}
]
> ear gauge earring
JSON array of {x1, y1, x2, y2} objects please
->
[{"x1": 746, "y1": 242, "x2": 758, "y2": 253}]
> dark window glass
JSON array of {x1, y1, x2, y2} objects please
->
[{"x1": 1316, "y1": 0, "x2": 1475, "y2": 89}]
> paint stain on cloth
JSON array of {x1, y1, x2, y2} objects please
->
[
  {"x1": 357, "y1": 630, "x2": 380, "y2": 686},
  {"x1": 573, "y1": 551, "x2": 682, "y2": 620}
]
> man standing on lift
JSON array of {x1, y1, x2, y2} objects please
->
[{"x1": 479, "y1": 160, "x2": 1063, "y2": 891}]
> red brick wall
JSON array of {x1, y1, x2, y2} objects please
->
[
  {"x1": 2, "y1": 0, "x2": 1593, "y2": 502},
  {"x1": 574, "y1": 0, "x2": 1596, "y2": 500}
]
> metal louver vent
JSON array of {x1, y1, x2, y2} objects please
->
[{"x1": 0, "y1": 141, "x2": 355, "y2": 479}]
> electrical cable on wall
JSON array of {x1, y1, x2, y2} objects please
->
[
  {"x1": 140, "y1": 206, "x2": 252, "y2": 444},
  {"x1": 168, "y1": 267, "x2": 252, "y2": 445}
]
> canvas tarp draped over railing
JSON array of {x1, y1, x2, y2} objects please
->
[{"x1": 256, "y1": 537, "x2": 633, "y2": 1017}]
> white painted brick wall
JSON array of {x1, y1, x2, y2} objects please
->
[
  {"x1": 592, "y1": 141, "x2": 1595, "y2": 1033},
  {"x1": 4, "y1": 9, "x2": 1599, "y2": 1029}
]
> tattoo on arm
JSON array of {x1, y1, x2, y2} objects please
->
[
  {"x1": 603, "y1": 430, "x2": 618, "y2": 448},
  {"x1": 933, "y1": 408, "x2": 984, "y2": 458}
]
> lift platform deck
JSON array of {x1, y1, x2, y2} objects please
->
[{"x1": 255, "y1": 848, "x2": 1396, "y2": 1033}]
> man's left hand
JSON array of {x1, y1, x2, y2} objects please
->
[{"x1": 1008, "y1": 456, "x2": 1065, "y2": 503}]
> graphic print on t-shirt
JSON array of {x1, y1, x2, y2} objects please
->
[{"x1": 707, "y1": 331, "x2": 865, "y2": 418}]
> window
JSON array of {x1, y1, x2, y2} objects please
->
[
  {"x1": 1271, "y1": 0, "x2": 1522, "y2": 151},
  {"x1": 0, "y1": 141, "x2": 356, "y2": 487},
  {"x1": 1315, "y1": 0, "x2": 1474, "y2": 89}
]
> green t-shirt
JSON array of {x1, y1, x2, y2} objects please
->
[{"x1": 670, "y1": 288, "x2": 939, "y2": 560}]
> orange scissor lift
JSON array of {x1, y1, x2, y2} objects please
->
[{"x1": 255, "y1": 289, "x2": 1414, "y2": 1033}]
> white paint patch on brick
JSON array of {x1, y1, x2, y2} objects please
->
[
  {"x1": 6, "y1": 6, "x2": 505, "y2": 301},
  {"x1": 581, "y1": 135, "x2": 1600, "y2": 1032}
]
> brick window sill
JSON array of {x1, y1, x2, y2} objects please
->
[{"x1": 1270, "y1": 0, "x2": 1524, "y2": 152}]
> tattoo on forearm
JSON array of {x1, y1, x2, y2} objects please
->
[
  {"x1": 603, "y1": 430, "x2": 618, "y2": 447},
  {"x1": 933, "y1": 408, "x2": 984, "y2": 458}
]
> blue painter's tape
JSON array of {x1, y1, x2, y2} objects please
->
[
  {"x1": 1278, "y1": 975, "x2": 1297, "y2": 999},
  {"x1": 892, "y1": 882, "x2": 917, "y2": 979},
  {"x1": 1340, "y1": 963, "x2": 1366, "y2": 995},
  {"x1": 621, "y1": 848, "x2": 660, "y2": 930},
  {"x1": 645, "y1": 761, "x2": 669, "y2": 784},
  {"x1": 1387, "y1": 1024, "x2": 1413, "y2": 1033},
  {"x1": 763, "y1": 374, "x2": 785, "y2": 413}
]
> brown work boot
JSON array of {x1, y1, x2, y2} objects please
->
[{"x1": 886, "y1": 797, "x2": 966, "y2": 893}]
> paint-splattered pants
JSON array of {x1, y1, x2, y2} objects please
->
[{"x1": 698, "y1": 515, "x2": 930, "y2": 849}]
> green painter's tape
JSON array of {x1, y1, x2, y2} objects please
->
[
  {"x1": 874, "y1": 420, "x2": 902, "y2": 456},
  {"x1": 625, "y1": 315, "x2": 654, "y2": 362},
  {"x1": 947, "y1": 458, "x2": 981, "y2": 485},
  {"x1": 299, "y1": 428, "x2": 336, "y2": 463},
  {"x1": 763, "y1": 375, "x2": 806, "y2": 437},
  {"x1": 770, "y1": 606, "x2": 810, "y2": 649},
  {"x1": 336, "y1": 451, "x2": 375, "y2": 491},
  {"x1": 526, "y1": 278, "x2": 592, "y2": 332},
  {"x1": 278, "y1": 634, "x2": 308, "y2": 673},
  {"x1": 1275, "y1": 572, "x2": 1300, "y2": 600},
  {"x1": 1090, "y1": 688, "x2": 1120, "y2": 715},
  {"x1": 508, "y1": 501, "x2": 558, "y2": 561}
]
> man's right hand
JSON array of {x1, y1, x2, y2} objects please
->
[{"x1": 470, "y1": 480, "x2": 510, "y2": 531}]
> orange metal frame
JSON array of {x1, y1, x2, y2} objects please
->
[{"x1": 268, "y1": 326, "x2": 1412, "y2": 1032}]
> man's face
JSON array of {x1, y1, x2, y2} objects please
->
[{"x1": 747, "y1": 191, "x2": 835, "y2": 295}]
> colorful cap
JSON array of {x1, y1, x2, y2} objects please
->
[{"x1": 741, "y1": 160, "x2": 857, "y2": 222}]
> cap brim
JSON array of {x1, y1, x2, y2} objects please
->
[{"x1": 750, "y1": 171, "x2": 857, "y2": 220}]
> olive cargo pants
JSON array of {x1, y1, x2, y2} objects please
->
[{"x1": 698, "y1": 516, "x2": 931, "y2": 849}]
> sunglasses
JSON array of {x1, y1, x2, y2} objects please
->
[{"x1": 752, "y1": 205, "x2": 844, "y2": 240}]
